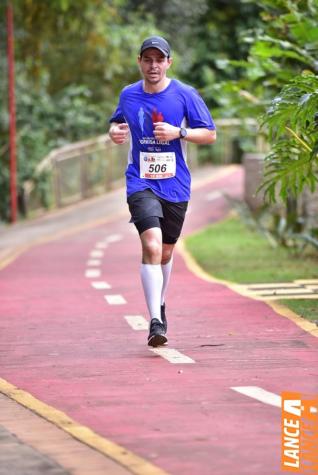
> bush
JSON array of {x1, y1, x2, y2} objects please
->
[{"x1": 0, "y1": 67, "x2": 106, "y2": 221}]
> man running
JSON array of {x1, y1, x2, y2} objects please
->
[{"x1": 109, "y1": 36, "x2": 216, "y2": 347}]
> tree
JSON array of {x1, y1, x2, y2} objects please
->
[
  {"x1": 181, "y1": 0, "x2": 262, "y2": 108},
  {"x1": 214, "y1": 0, "x2": 318, "y2": 248},
  {"x1": 0, "y1": 0, "x2": 158, "y2": 220},
  {"x1": 205, "y1": 0, "x2": 318, "y2": 116},
  {"x1": 260, "y1": 73, "x2": 318, "y2": 198}
]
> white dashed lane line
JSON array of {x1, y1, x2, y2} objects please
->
[
  {"x1": 90, "y1": 250, "x2": 104, "y2": 258},
  {"x1": 124, "y1": 316, "x2": 197, "y2": 363},
  {"x1": 91, "y1": 281, "x2": 112, "y2": 290},
  {"x1": 231, "y1": 386, "x2": 281, "y2": 407},
  {"x1": 104, "y1": 294, "x2": 127, "y2": 305},
  {"x1": 95, "y1": 242, "x2": 108, "y2": 249},
  {"x1": 232, "y1": 387, "x2": 318, "y2": 414},
  {"x1": 105, "y1": 234, "x2": 123, "y2": 243},
  {"x1": 124, "y1": 315, "x2": 148, "y2": 330},
  {"x1": 88, "y1": 235, "x2": 195, "y2": 365},
  {"x1": 149, "y1": 348, "x2": 195, "y2": 364},
  {"x1": 86, "y1": 259, "x2": 101, "y2": 266},
  {"x1": 85, "y1": 269, "x2": 101, "y2": 278}
]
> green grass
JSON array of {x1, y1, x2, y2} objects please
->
[{"x1": 185, "y1": 216, "x2": 318, "y2": 322}]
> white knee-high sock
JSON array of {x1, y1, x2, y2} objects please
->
[
  {"x1": 161, "y1": 257, "x2": 173, "y2": 306},
  {"x1": 140, "y1": 264, "x2": 163, "y2": 322}
]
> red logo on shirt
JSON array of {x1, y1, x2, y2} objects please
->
[{"x1": 151, "y1": 108, "x2": 164, "y2": 123}]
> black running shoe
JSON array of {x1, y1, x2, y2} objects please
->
[
  {"x1": 148, "y1": 318, "x2": 167, "y2": 347},
  {"x1": 161, "y1": 304, "x2": 167, "y2": 333}
]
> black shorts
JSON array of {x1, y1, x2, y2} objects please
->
[{"x1": 127, "y1": 189, "x2": 188, "y2": 244}]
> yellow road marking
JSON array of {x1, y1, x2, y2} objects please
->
[
  {"x1": 177, "y1": 239, "x2": 318, "y2": 338},
  {"x1": 0, "y1": 167, "x2": 240, "y2": 475},
  {"x1": 0, "y1": 378, "x2": 171, "y2": 475}
]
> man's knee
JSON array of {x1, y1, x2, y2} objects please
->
[
  {"x1": 161, "y1": 245, "x2": 174, "y2": 265},
  {"x1": 144, "y1": 239, "x2": 161, "y2": 258},
  {"x1": 140, "y1": 229, "x2": 162, "y2": 263}
]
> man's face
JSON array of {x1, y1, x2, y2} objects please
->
[{"x1": 138, "y1": 48, "x2": 172, "y2": 85}]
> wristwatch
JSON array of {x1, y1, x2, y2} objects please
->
[{"x1": 179, "y1": 127, "x2": 188, "y2": 139}]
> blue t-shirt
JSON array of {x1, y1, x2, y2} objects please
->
[{"x1": 109, "y1": 79, "x2": 215, "y2": 202}]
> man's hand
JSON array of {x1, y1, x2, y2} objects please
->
[
  {"x1": 153, "y1": 122, "x2": 180, "y2": 141},
  {"x1": 154, "y1": 122, "x2": 216, "y2": 145},
  {"x1": 109, "y1": 123, "x2": 129, "y2": 144}
]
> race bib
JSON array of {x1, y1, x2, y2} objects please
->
[{"x1": 140, "y1": 152, "x2": 176, "y2": 179}]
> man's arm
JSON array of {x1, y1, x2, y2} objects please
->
[
  {"x1": 153, "y1": 122, "x2": 216, "y2": 144},
  {"x1": 109, "y1": 122, "x2": 129, "y2": 144},
  {"x1": 182, "y1": 127, "x2": 216, "y2": 144}
]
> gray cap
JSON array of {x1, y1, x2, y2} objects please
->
[{"x1": 140, "y1": 36, "x2": 171, "y2": 57}]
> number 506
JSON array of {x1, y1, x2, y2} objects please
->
[{"x1": 148, "y1": 164, "x2": 167, "y2": 173}]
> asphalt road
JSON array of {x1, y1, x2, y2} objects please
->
[{"x1": 0, "y1": 164, "x2": 317, "y2": 475}]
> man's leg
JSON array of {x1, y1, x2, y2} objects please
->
[
  {"x1": 127, "y1": 190, "x2": 187, "y2": 345},
  {"x1": 161, "y1": 244, "x2": 174, "y2": 305},
  {"x1": 160, "y1": 244, "x2": 174, "y2": 332},
  {"x1": 139, "y1": 227, "x2": 168, "y2": 346},
  {"x1": 139, "y1": 227, "x2": 163, "y2": 324},
  {"x1": 159, "y1": 199, "x2": 188, "y2": 332}
]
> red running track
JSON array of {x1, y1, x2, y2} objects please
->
[{"x1": 0, "y1": 167, "x2": 318, "y2": 475}]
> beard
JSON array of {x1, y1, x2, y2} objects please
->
[{"x1": 145, "y1": 71, "x2": 162, "y2": 84}]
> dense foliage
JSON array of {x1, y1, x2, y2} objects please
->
[
  {"x1": 221, "y1": 0, "x2": 318, "y2": 205},
  {"x1": 261, "y1": 73, "x2": 318, "y2": 203},
  {"x1": 218, "y1": 0, "x2": 318, "y2": 249},
  {"x1": 257, "y1": 0, "x2": 318, "y2": 203},
  {"x1": 0, "y1": 0, "x2": 261, "y2": 221},
  {"x1": 1, "y1": 0, "x2": 317, "y2": 223},
  {"x1": 0, "y1": 0, "x2": 157, "y2": 219}
]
